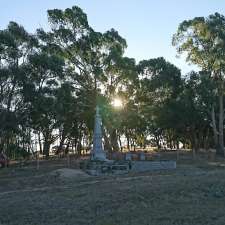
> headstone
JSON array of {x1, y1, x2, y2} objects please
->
[
  {"x1": 91, "y1": 106, "x2": 106, "y2": 161},
  {"x1": 139, "y1": 152, "x2": 145, "y2": 161},
  {"x1": 132, "y1": 153, "x2": 138, "y2": 161},
  {"x1": 125, "y1": 152, "x2": 132, "y2": 161}
]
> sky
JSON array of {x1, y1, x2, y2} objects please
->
[{"x1": 1, "y1": 0, "x2": 225, "y2": 74}]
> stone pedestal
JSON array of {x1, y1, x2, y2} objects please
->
[{"x1": 83, "y1": 160, "x2": 130, "y2": 176}]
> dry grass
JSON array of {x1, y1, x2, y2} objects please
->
[{"x1": 0, "y1": 152, "x2": 225, "y2": 225}]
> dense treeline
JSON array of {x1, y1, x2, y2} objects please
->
[{"x1": 0, "y1": 6, "x2": 225, "y2": 158}]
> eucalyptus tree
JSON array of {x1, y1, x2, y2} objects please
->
[
  {"x1": 173, "y1": 13, "x2": 225, "y2": 155},
  {"x1": 24, "y1": 49, "x2": 65, "y2": 157},
  {"x1": 137, "y1": 57, "x2": 182, "y2": 149},
  {"x1": 38, "y1": 6, "x2": 127, "y2": 94},
  {"x1": 37, "y1": 6, "x2": 134, "y2": 153},
  {"x1": 0, "y1": 21, "x2": 37, "y2": 154},
  {"x1": 102, "y1": 56, "x2": 138, "y2": 151},
  {"x1": 54, "y1": 82, "x2": 78, "y2": 153},
  {"x1": 174, "y1": 71, "x2": 214, "y2": 152}
]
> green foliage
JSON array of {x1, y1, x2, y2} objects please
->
[
  {"x1": 0, "y1": 6, "x2": 224, "y2": 158},
  {"x1": 173, "y1": 12, "x2": 225, "y2": 155}
]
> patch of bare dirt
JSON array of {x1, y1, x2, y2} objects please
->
[{"x1": 49, "y1": 168, "x2": 90, "y2": 179}]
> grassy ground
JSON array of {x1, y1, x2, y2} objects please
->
[{"x1": 1, "y1": 151, "x2": 225, "y2": 225}]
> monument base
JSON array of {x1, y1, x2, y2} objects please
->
[
  {"x1": 80, "y1": 160, "x2": 176, "y2": 176},
  {"x1": 80, "y1": 160, "x2": 131, "y2": 176},
  {"x1": 91, "y1": 152, "x2": 107, "y2": 162}
]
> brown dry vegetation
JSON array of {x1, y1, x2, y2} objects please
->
[{"x1": 1, "y1": 151, "x2": 225, "y2": 225}]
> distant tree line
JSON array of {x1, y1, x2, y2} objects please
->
[{"x1": 0, "y1": 6, "x2": 225, "y2": 158}]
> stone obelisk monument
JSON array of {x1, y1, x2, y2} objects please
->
[{"x1": 91, "y1": 106, "x2": 106, "y2": 161}]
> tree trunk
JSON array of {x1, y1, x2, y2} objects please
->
[
  {"x1": 110, "y1": 129, "x2": 119, "y2": 152},
  {"x1": 155, "y1": 135, "x2": 161, "y2": 150},
  {"x1": 77, "y1": 128, "x2": 83, "y2": 156},
  {"x1": 189, "y1": 127, "x2": 198, "y2": 160},
  {"x1": 7, "y1": 81, "x2": 16, "y2": 112},
  {"x1": 43, "y1": 140, "x2": 50, "y2": 158},
  {"x1": 131, "y1": 139, "x2": 136, "y2": 151},
  {"x1": 58, "y1": 135, "x2": 66, "y2": 153},
  {"x1": 38, "y1": 132, "x2": 43, "y2": 154},
  {"x1": 126, "y1": 134, "x2": 130, "y2": 151},
  {"x1": 77, "y1": 141, "x2": 82, "y2": 156},
  {"x1": 103, "y1": 129, "x2": 112, "y2": 153},
  {"x1": 65, "y1": 140, "x2": 70, "y2": 155},
  {"x1": 217, "y1": 92, "x2": 224, "y2": 156},
  {"x1": 190, "y1": 134, "x2": 196, "y2": 160},
  {"x1": 167, "y1": 133, "x2": 173, "y2": 149},
  {"x1": 203, "y1": 128, "x2": 210, "y2": 150},
  {"x1": 211, "y1": 106, "x2": 219, "y2": 148},
  {"x1": 193, "y1": 133, "x2": 198, "y2": 160},
  {"x1": 118, "y1": 135, "x2": 123, "y2": 152},
  {"x1": 74, "y1": 138, "x2": 78, "y2": 154}
]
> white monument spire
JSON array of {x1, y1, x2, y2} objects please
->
[{"x1": 91, "y1": 106, "x2": 106, "y2": 161}]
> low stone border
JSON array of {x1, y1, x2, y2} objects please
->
[{"x1": 131, "y1": 160, "x2": 176, "y2": 172}]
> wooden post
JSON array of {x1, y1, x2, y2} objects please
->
[
  {"x1": 176, "y1": 148, "x2": 179, "y2": 161},
  {"x1": 67, "y1": 154, "x2": 70, "y2": 168},
  {"x1": 37, "y1": 152, "x2": 39, "y2": 170}
]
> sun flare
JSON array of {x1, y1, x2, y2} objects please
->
[{"x1": 112, "y1": 98, "x2": 123, "y2": 108}]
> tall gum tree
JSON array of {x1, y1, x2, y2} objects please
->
[
  {"x1": 137, "y1": 57, "x2": 182, "y2": 149},
  {"x1": 0, "y1": 22, "x2": 37, "y2": 152},
  {"x1": 172, "y1": 13, "x2": 225, "y2": 156},
  {"x1": 39, "y1": 6, "x2": 130, "y2": 153}
]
